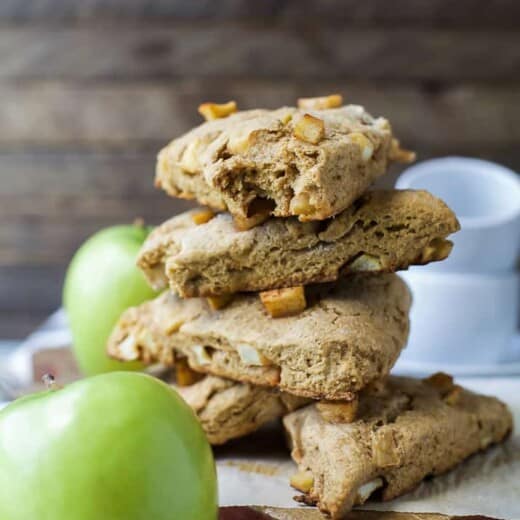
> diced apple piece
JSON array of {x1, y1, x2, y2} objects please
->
[{"x1": 260, "y1": 286, "x2": 307, "y2": 318}]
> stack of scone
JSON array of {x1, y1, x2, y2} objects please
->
[{"x1": 107, "y1": 95, "x2": 512, "y2": 518}]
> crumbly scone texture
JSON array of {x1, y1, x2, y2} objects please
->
[
  {"x1": 175, "y1": 375, "x2": 309, "y2": 445},
  {"x1": 107, "y1": 274, "x2": 411, "y2": 400},
  {"x1": 156, "y1": 105, "x2": 398, "y2": 223},
  {"x1": 283, "y1": 375, "x2": 513, "y2": 519},
  {"x1": 138, "y1": 190, "x2": 460, "y2": 295}
]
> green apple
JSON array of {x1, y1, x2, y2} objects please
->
[
  {"x1": 63, "y1": 224, "x2": 157, "y2": 375},
  {"x1": 0, "y1": 372, "x2": 218, "y2": 520}
]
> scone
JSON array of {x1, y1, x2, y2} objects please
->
[
  {"x1": 156, "y1": 102, "x2": 414, "y2": 228},
  {"x1": 107, "y1": 275, "x2": 411, "y2": 400},
  {"x1": 283, "y1": 374, "x2": 513, "y2": 519},
  {"x1": 175, "y1": 375, "x2": 309, "y2": 445},
  {"x1": 138, "y1": 190, "x2": 459, "y2": 296}
]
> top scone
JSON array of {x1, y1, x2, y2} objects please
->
[{"x1": 156, "y1": 97, "x2": 414, "y2": 229}]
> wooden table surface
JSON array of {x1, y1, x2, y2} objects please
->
[{"x1": 1, "y1": 0, "x2": 520, "y2": 337}]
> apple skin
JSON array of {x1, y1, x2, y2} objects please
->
[
  {"x1": 0, "y1": 372, "x2": 218, "y2": 520},
  {"x1": 63, "y1": 224, "x2": 157, "y2": 375}
]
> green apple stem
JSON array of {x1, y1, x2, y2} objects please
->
[
  {"x1": 133, "y1": 217, "x2": 145, "y2": 228},
  {"x1": 42, "y1": 374, "x2": 62, "y2": 391}
]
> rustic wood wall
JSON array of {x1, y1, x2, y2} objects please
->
[{"x1": 2, "y1": 0, "x2": 520, "y2": 337}]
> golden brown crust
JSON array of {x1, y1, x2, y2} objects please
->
[
  {"x1": 137, "y1": 190, "x2": 459, "y2": 296},
  {"x1": 107, "y1": 274, "x2": 411, "y2": 400},
  {"x1": 156, "y1": 104, "x2": 411, "y2": 223},
  {"x1": 175, "y1": 375, "x2": 309, "y2": 445},
  {"x1": 283, "y1": 376, "x2": 513, "y2": 518}
]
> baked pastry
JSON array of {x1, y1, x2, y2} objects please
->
[
  {"x1": 138, "y1": 190, "x2": 459, "y2": 296},
  {"x1": 107, "y1": 274, "x2": 411, "y2": 400},
  {"x1": 175, "y1": 375, "x2": 309, "y2": 445},
  {"x1": 283, "y1": 374, "x2": 513, "y2": 518},
  {"x1": 156, "y1": 102, "x2": 413, "y2": 229}
]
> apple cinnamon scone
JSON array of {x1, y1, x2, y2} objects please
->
[
  {"x1": 283, "y1": 374, "x2": 513, "y2": 519},
  {"x1": 174, "y1": 375, "x2": 309, "y2": 445},
  {"x1": 138, "y1": 190, "x2": 459, "y2": 296},
  {"x1": 107, "y1": 274, "x2": 411, "y2": 400},
  {"x1": 155, "y1": 99, "x2": 414, "y2": 229}
]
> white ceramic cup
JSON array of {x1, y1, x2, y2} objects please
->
[
  {"x1": 396, "y1": 157, "x2": 520, "y2": 272},
  {"x1": 398, "y1": 270, "x2": 520, "y2": 367}
]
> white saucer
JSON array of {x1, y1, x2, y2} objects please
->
[{"x1": 394, "y1": 333, "x2": 520, "y2": 377}]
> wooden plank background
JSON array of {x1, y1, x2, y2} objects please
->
[{"x1": 1, "y1": 0, "x2": 520, "y2": 337}]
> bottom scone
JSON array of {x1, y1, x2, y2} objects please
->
[
  {"x1": 283, "y1": 374, "x2": 512, "y2": 519},
  {"x1": 175, "y1": 374, "x2": 309, "y2": 445}
]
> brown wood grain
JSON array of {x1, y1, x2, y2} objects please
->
[
  {"x1": 1, "y1": 0, "x2": 519, "y2": 28},
  {"x1": 0, "y1": 150, "x2": 159, "y2": 198},
  {"x1": 0, "y1": 265, "x2": 64, "y2": 313},
  {"x1": 0, "y1": 264, "x2": 64, "y2": 338},
  {"x1": 0, "y1": 151, "x2": 195, "y2": 265},
  {"x1": 0, "y1": 25, "x2": 519, "y2": 81},
  {"x1": 0, "y1": 311, "x2": 51, "y2": 339},
  {"x1": 0, "y1": 81, "x2": 519, "y2": 148}
]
